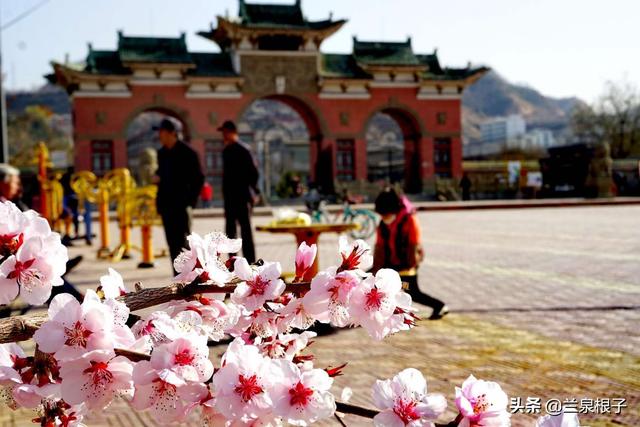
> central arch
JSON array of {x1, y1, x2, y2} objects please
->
[
  {"x1": 236, "y1": 95, "x2": 327, "y2": 199},
  {"x1": 123, "y1": 106, "x2": 191, "y2": 185},
  {"x1": 364, "y1": 107, "x2": 423, "y2": 193}
]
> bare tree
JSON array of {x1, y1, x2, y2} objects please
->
[{"x1": 571, "y1": 80, "x2": 640, "y2": 158}]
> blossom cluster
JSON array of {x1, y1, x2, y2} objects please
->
[
  {"x1": 0, "y1": 201, "x2": 582, "y2": 426},
  {"x1": 0, "y1": 201, "x2": 68, "y2": 306}
]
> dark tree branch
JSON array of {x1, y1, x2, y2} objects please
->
[{"x1": 0, "y1": 278, "x2": 311, "y2": 344}]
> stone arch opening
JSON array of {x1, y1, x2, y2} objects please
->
[
  {"x1": 365, "y1": 108, "x2": 422, "y2": 193},
  {"x1": 123, "y1": 107, "x2": 190, "y2": 185},
  {"x1": 237, "y1": 95, "x2": 326, "y2": 199}
]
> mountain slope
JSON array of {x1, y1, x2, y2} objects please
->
[{"x1": 462, "y1": 70, "x2": 585, "y2": 142}]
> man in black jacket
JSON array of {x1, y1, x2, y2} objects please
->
[
  {"x1": 154, "y1": 118, "x2": 204, "y2": 271},
  {"x1": 219, "y1": 120, "x2": 258, "y2": 263}
]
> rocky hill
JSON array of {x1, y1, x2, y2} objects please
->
[
  {"x1": 462, "y1": 70, "x2": 585, "y2": 143},
  {"x1": 6, "y1": 85, "x2": 71, "y2": 115}
]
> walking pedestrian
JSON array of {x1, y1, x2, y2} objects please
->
[
  {"x1": 219, "y1": 120, "x2": 259, "y2": 263},
  {"x1": 372, "y1": 188, "x2": 448, "y2": 319},
  {"x1": 154, "y1": 118, "x2": 204, "y2": 273},
  {"x1": 460, "y1": 173, "x2": 472, "y2": 201},
  {"x1": 60, "y1": 166, "x2": 80, "y2": 245}
]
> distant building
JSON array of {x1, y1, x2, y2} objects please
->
[
  {"x1": 481, "y1": 114, "x2": 526, "y2": 148},
  {"x1": 515, "y1": 128, "x2": 555, "y2": 151},
  {"x1": 465, "y1": 115, "x2": 559, "y2": 158}
]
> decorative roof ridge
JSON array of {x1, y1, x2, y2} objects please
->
[
  {"x1": 117, "y1": 30, "x2": 187, "y2": 44},
  {"x1": 353, "y1": 36, "x2": 413, "y2": 48},
  {"x1": 239, "y1": 0, "x2": 304, "y2": 25}
]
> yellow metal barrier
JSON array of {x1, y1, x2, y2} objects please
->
[
  {"x1": 130, "y1": 185, "x2": 159, "y2": 268},
  {"x1": 103, "y1": 168, "x2": 135, "y2": 261},
  {"x1": 71, "y1": 171, "x2": 112, "y2": 258},
  {"x1": 40, "y1": 171, "x2": 64, "y2": 232},
  {"x1": 35, "y1": 143, "x2": 53, "y2": 222},
  {"x1": 43, "y1": 165, "x2": 166, "y2": 267}
]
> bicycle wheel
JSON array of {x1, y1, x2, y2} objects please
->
[
  {"x1": 312, "y1": 210, "x2": 331, "y2": 224},
  {"x1": 348, "y1": 211, "x2": 377, "y2": 240}
]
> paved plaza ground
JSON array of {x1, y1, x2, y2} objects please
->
[{"x1": 1, "y1": 205, "x2": 639, "y2": 426}]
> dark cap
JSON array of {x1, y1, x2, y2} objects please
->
[
  {"x1": 217, "y1": 120, "x2": 237, "y2": 132},
  {"x1": 153, "y1": 117, "x2": 181, "y2": 133}
]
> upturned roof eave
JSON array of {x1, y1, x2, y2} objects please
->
[
  {"x1": 201, "y1": 17, "x2": 346, "y2": 48},
  {"x1": 420, "y1": 66, "x2": 490, "y2": 85}
]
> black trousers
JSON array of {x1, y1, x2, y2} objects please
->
[
  {"x1": 401, "y1": 274, "x2": 445, "y2": 311},
  {"x1": 225, "y1": 202, "x2": 255, "y2": 263},
  {"x1": 160, "y1": 207, "x2": 192, "y2": 274}
]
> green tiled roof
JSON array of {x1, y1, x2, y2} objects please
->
[
  {"x1": 236, "y1": 0, "x2": 343, "y2": 30},
  {"x1": 353, "y1": 37, "x2": 421, "y2": 67},
  {"x1": 321, "y1": 49, "x2": 487, "y2": 81},
  {"x1": 76, "y1": 33, "x2": 239, "y2": 78},
  {"x1": 187, "y1": 53, "x2": 238, "y2": 77},
  {"x1": 240, "y1": 0, "x2": 304, "y2": 26},
  {"x1": 85, "y1": 49, "x2": 128, "y2": 75},
  {"x1": 416, "y1": 54, "x2": 443, "y2": 74},
  {"x1": 321, "y1": 54, "x2": 370, "y2": 79},
  {"x1": 117, "y1": 32, "x2": 192, "y2": 64},
  {"x1": 63, "y1": 29, "x2": 484, "y2": 84}
]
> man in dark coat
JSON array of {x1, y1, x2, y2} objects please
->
[
  {"x1": 154, "y1": 118, "x2": 204, "y2": 272},
  {"x1": 219, "y1": 120, "x2": 258, "y2": 263}
]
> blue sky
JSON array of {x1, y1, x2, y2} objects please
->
[{"x1": 2, "y1": 0, "x2": 639, "y2": 102}]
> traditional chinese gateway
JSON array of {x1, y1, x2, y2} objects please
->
[{"x1": 50, "y1": 0, "x2": 487, "y2": 197}]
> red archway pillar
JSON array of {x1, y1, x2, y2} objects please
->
[
  {"x1": 113, "y1": 139, "x2": 127, "y2": 169},
  {"x1": 74, "y1": 140, "x2": 91, "y2": 171},
  {"x1": 421, "y1": 136, "x2": 435, "y2": 192},
  {"x1": 451, "y1": 135, "x2": 463, "y2": 178}
]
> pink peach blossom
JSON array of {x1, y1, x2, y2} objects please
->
[
  {"x1": 302, "y1": 269, "x2": 360, "y2": 327},
  {"x1": 174, "y1": 232, "x2": 240, "y2": 284},
  {"x1": 338, "y1": 236, "x2": 373, "y2": 272},
  {"x1": 34, "y1": 290, "x2": 134, "y2": 361},
  {"x1": 294, "y1": 242, "x2": 317, "y2": 281},
  {"x1": 372, "y1": 368, "x2": 446, "y2": 427},
  {"x1": 59, "y1": 349, "x2": 133, "y2": 410},
  {"x1": 0, "y1": 201, "x2": 28, "y2": 257},
  {"x1": 455, "y1": 375, "x2": 510, "y2": 427},
  {"x1": 33, "y1": 398, "x2": 87, "y2": 427},
  {"x1": 0, "y1": 343, "x2": 26, "y2": 386},
  {"x1": 232, "y1": 258, "x2": 285, "y2": 312},
  {"x1": 0, "y1": 344, "x2": 60, "y2": 409},
  {"x1": 164, "y1": 298, "x2": 240, "y2": 342},
  {"x1": 150, "y1": 336, "x2": 213, "y2": 385},
  {"x1": 271, "y1": 360, "x2": 335, "y2": 425},
  {"x1": 211, "y1": 338, "x2": 280, "y2": 421},
  {"x1": 0, "y1": 233, "x2": 67, "y2": 305},
  {"x1": 98, "y1": 268, "x2": 127, "y2": 299},
  {"x1": 276, "y1": 296, "x2": 315, "y2": 332},
  {"x1": 131, "y1": 360, "x2": 208, "y2": 423},
  {"x1": 349, "y1": 269, "x2": 414, "y2": 340},
  {"x1": 131, "y1": 311, "x2": 180, "y2": 347},
  {"x1": 257, "y1": 331, "x2": 316, "y2": 361}
]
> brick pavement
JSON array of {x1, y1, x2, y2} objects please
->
[{"x1": 1, "y1": 206, "x2": 638, "y2": 426}]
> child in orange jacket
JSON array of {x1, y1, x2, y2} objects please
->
[{"x1": 372, "y1": 188, "x2": 448, "y2": 319}]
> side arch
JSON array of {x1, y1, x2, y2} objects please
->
[{"x1": 362, "y1": 106, "x2": 424, "y2": 193}]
